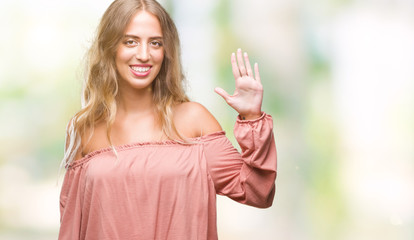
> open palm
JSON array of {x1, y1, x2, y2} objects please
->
[{"x1": 215, "y1": 49, "x2": 263, "y2": 120}]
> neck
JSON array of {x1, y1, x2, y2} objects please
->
[{"x1": 116, "y1": 86, "x2": 155, "y2": 116}]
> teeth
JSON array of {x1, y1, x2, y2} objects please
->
[{"x1": 131, "y1": 66, "x2": 150, "y2": 72}]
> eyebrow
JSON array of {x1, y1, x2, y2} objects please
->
[{"x1": 123, "y1": 34, "x2": 163, "y2": 40}]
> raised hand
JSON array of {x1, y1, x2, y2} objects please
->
[{"x1": 215, "y1": 48, "x2": 263, "y2": 120}]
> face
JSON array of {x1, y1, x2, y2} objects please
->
[{"x1": 115, "y1": 11, "x2": 164, "y2": 92}]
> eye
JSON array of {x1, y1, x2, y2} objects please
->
[
  {"x1": 124, "y1": 39, "x2": 138, "y2": 47},
  {"x1": 150, "y1": 40, "x2": 163, "y2": 48}
]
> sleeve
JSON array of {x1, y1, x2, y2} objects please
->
[
  {"x1": 58, "y1": 166, "x2": 83, "y2": 240},
  {"x1": 204, "y1": 112, "x2": 277, "y2": 208}
]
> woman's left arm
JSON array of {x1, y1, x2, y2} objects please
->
[
  {"x1": 202, "y1": 49, "x2": 277, "y2": 207},
  {"x1": 203, "y1": 113, "x2": 277, "y2": 208}
]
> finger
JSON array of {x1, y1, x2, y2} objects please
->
[
  {"x1": 231, "y1": 52, "x2": 240, "y2": 79},
  {"x1": 244, "y1": 52, "x2": 253, "y2": 78},
  {"x1": 254, "y1": 63, "x2": 261, "y2": 83},
  {"x1": 236, "y1": 48, "x2": 246, "y2": 76},
  {"x1": 214, "y1": 87, "x2": 231, "y2": 103}
]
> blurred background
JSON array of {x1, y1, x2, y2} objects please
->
[{"x1": 1, "y1": 0, "x2": 413, "y2": 239}]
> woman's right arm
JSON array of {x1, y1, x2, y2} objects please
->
[{"x1": 59, "y1": 165, "x2": 84, "y2": 239}]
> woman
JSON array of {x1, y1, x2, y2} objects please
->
[{"x1": 59, "y1": 0, "x2": 277, "y2": 239}]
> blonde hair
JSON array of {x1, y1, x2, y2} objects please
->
[{"x1": 62, "y1": 0, "x2": 189, "y2": 167}]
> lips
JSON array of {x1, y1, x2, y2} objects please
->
[{"x1": 130, "y1": 64, "x2": 152, "y2": 77}]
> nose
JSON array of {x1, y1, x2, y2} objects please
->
[{"x1": 136, "y1": 44, "x2": 149, "y2": 62}]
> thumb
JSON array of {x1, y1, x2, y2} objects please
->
[{"x1": 214, "y1": 87, "x2": 231, "y2": 103}]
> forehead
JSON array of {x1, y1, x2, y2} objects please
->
[{"x1": 124, "y1": 11, "x2": 163, "y2": 37}]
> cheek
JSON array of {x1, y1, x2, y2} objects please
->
[
  {"x1": 116, "y1": 48, "x2": 133, "y2": 65},
  {"x1": 153, "y1": 50, "x2": 165, "y2": 64}
]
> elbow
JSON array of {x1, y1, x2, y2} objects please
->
[
  {"x1": 256, "y1": 185, "x2": 276, "y2": 208},
  {"x1": 258, "y1": 202, "x2": 273, "y2": 209},
  {"x1": 227, "y1": 185, "x2": 276, "y2": 208},
  {"x1": 248, "y1": 172, "x2": 277, "y2": 208},
  {"x1": 245, "y1": 183, "x2": 275, "y2": 209}
]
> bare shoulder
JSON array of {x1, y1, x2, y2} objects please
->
[
  {"x1": 173, "y1": 101, "x2": 222, "y2": 138},
  {"x1": 79, "y1": 121, "x2": 108, "y2": 157},
  {"x1": 64, "y1": 118, "x2": 83, "y2": 161}
]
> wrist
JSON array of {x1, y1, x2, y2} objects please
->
[{"x1": 239, "y1": 112, "x2": 262, "y2": 120}]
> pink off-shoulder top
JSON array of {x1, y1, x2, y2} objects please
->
[{"x1": 58, "y1": 113, "x2": 277, "y2": 240}]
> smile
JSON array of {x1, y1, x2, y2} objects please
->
[{"x1": 130, "y1": 65, "x2": 152, "y2": 77}]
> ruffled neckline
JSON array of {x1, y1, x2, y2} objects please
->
[{"x1": 66, "y1": 131, "x2": 226, "y2": 169}]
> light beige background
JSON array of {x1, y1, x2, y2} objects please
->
[{"x1": 1, "y1": 0, "x2": 413, "y2": 239}]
